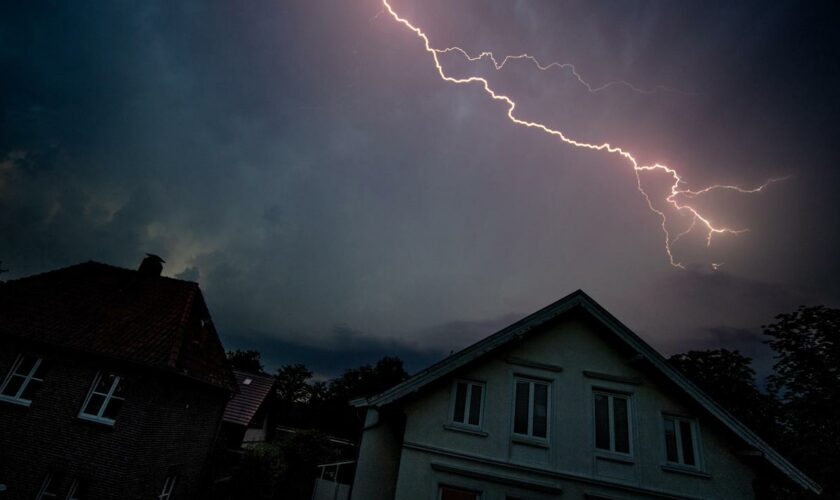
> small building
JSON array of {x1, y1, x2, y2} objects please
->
[
  {"x1": 0, "y1": 258, "x2": 235, "y2": 499},
  {"x1": 350, "y1": 290, "x2": 821, "y2": 499},
  {"x1": 220, "y1": 370, "x2": 277, "y2": 448}
]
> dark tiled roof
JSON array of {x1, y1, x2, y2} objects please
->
[
  {"x1": 223, "y1": 369, "x2": 276, "y2": 426},
  {"x1": 0, "y1": 261, "x2": 235, "y2": 391}
]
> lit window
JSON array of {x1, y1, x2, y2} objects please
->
[
  {"x1": 439, "y1": 485, "x2": 479, "y2": 500},
  {"x1": 450, "y1": 380, "x2": 484, "y2": 428},
  {"x1": 663, "y1": 415, "x2": 700, "y2": 467},
  {"x1": 78, "y1": 372, "x2": 125, "y2": 425},
  {"x1": 593, "y1": 391, "x2": 632, "y2": 455},
  {"x1": 36, "y1": 473, "x2": 60, "y2": 500},
  {"x1": 0, "y1": 354, "x2": 46, "y2": 406},
  {"x1": 159, "y1": 476, "x2": 177, "y2": 500},
  {"x1": 512, "y1": 378, "x2": 549, "y2": 440}
]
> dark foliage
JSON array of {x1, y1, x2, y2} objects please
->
[
  {"x1": 765, "y1": 306, "x2": 840, "y2": 498},
  {"x1": 668, "y1": 349, "x2": 778, "y2": 441},
  {"x1": 226, "y1": 349, "x2": 265, "y2": 374}
]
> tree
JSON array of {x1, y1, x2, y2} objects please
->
[
  {"x1": 226, "y1": 349, "x2": 265, "y2": 374},
  {"x1": 308, "y1": 356, "x2": 409, "y2": 438},
  {"x1": 764, "y1": 306, "x2": 840, "y2": 498},
  {"x1": 668, "y1": 349, "x2": 778, "y2": 441},
  {"x1": 276, "y1": 363, "x2": 313, "y2": 404}
]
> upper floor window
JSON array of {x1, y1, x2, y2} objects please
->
[
  {"x1": 512, "y1": 378, "x2": 549, "y2": 441},
  {"x1": 0, "y1": 353, "x2": 45, "y2": 406},
  {"x1": 450, "y1": 380, "x2": 484, "y2": 428},
  {"x1": 36, "y1": 472, "x2": 60, "y2": 500},
  {"x1": 65, "y1": 478, "x2": 85, "y2": 500},
  {"x1": 158, "y1": 475, "x2": 177, "y2": 500},
  {"x1": 663, "y1": 415, "x2": 701, "y2": 467},
  {"x1": 593, "y1": 391, "x2": 632, "y2": 456},
  {"x1": 78, "y1": 372, "x2": 125, "y2": 425}
]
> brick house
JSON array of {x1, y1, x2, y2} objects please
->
[{"x1": 0, "y1": 258, "x2": 235, "y2": 499}]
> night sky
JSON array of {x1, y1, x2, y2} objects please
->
[{"x1": 2, "y1": 1, "x2": 839, "y2": 379}]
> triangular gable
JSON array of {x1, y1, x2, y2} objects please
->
[{"x1": 353, "y1": 290, "x2": 821, "y2": 494}]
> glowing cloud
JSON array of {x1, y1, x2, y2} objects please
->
[{"x1": 379, "y1": 0, "x2": 783, "y2": 269}]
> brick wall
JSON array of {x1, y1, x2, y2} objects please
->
[{"x1": 0, "y1": 338, "x2": 228, "y2": 499}]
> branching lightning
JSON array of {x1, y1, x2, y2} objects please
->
[
  {"x1": 380, "y1": 0, "x2": 783, "y2": 269},
  {"x1": 435, "y1": 47, "x2": 694, "y2": 95}
]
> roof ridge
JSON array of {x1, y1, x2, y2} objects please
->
[{"x1": 6, "y1": 260, "x2": 201, "y2": 287}]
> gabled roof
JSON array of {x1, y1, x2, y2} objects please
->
[
  {"x1": 223, "y1": 369, "x2": 276, "y2": 426},
  {"x1": 0, "y1": 261, "x2": 235, "y2": 391},
  {"x1": 353, "y1": 290, "x2": 821, "y2": 495}
]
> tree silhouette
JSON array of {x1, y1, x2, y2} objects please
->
[
  {"x1": 669, "y1": 349, "x2": 778, "y2": 442},
  {"x1": 765, "y1": 306, "x2": 840, "y2": 498},
  {"x1": 226, "y1": 349, "x2": 265, "y2": 374}
]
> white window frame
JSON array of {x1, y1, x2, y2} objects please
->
[
  {"x1": 159, "y1": 475, "x2": 177, "y2": 500},
  {"x1": 662, "y1": 414, "x2": 702, "y2": 469},
  {"x1": 511, "y1": 377, "x2": 551, "y2": 443},
  {"x1": 78, "y1": 371, "x2": 125, "y2": 425},
  {"x1": 0, "y1": 353, "x2": 44, "y2": 406},
  {"x1": 36, "y1": 473, "x2": 59, "y2": 500},
  {"x1": 593, "y1": 390, "x2": 633, "y2": 457},
  {"x1": 65, "y1": 479, "x2": 81, "y2": 500},
  {"x1": 449, "y1": 380, "x2": 485, "y2": 429}
]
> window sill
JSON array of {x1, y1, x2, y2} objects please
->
[
  {"x1": 77, "y1": 414, "x2": 116, "y2": 427},
  {"x1": 511, "y1": 435, "x2": 550, "y2": 449},
  {"x1": 443, "y1": 424, "x2": 488, "y2": 437},
  {"x1": 0, "y1": 395, "x2": 31, "y2": 408},
  {"x1": 661, "y1": 464, "x2": 710, "y2": 479},
  {"x1": 594, "y1": 451, "x2": 634, "y2": 464}
]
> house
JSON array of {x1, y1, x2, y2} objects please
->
[
  {"x1": 0, "y1": 257, "x2": 235, "y2": 499},
  {"x1": 350, "y1": 290, "x2": 821, "y2": 500},
  {"x1": 220, "y1": 369, "x2": 277, "y2": 448}
]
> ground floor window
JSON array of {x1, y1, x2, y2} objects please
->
[{"x1": 439, "y1": 485, "x2": 480, "y2": 500}]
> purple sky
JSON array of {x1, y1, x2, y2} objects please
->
[{"x1": 2, "y1": 0, "x2": 839, "y2": 377}]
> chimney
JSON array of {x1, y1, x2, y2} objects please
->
[{"x1": 138, "y1": 254, "x2": 165, "y2": 276}]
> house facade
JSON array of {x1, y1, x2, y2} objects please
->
[
  {"x1": 0, "y1": 259, "x2": 235, "y2": 499},
  {"x1": 351, "y1": 291, "x2": 820, "y2": 500}
]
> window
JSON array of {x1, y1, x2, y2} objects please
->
[
  {"x1": 593, "y1": 391, "x2": 632, "y2": 455},
  {"x1": 663, "y1": 415, "x2": 700, "y2": 467},
  {"x1": 439, "y1": 485, "x2": 479, "y2": 500},
  {"x1": 78, "y1": 372, "x2": 125, "y2": 425},
  {"x1": 65, "y1": 479, "x2": 85, "y2": 500},
  {"x1": 512, "y1": 378, "x2": 549, "y2": 440},
  {"x1": 0, "y1": 354, "x2": 46, "y2": 406},
  {"x1": 450, "y1": 380, "x2": 484, "y2": 428},
  {"x1": 158, "y1": 476, "x2": 177, "y2": 500},
  {"x1": 36, "y1": 473, "x2": 60, "y2": 500}
]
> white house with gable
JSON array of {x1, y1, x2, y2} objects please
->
[{"x1": 349, "y1": 290, "x2": 820, "y2": 500}]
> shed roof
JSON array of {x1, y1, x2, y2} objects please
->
[{"x1": 223, "y1": 369, "x2": 276, "y2": 426}]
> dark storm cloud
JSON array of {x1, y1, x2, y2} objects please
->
[{"x1": 2, "y1": 1, "x2": 839, "y2": 374}]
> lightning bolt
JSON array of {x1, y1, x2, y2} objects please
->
[
  {"x1": 435, "y1": 47, "x2": 694, "y2": 95},
  {"x1": 380, "y1": 0, "x2": 783, "y2": 269}
]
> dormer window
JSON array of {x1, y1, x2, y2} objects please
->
[
  {"x1": 78, "y1": 372, "x2": 125, "y2": 425},
  {"x1": 0, "y1": 353, "x2": 46, "y2": 406}
]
